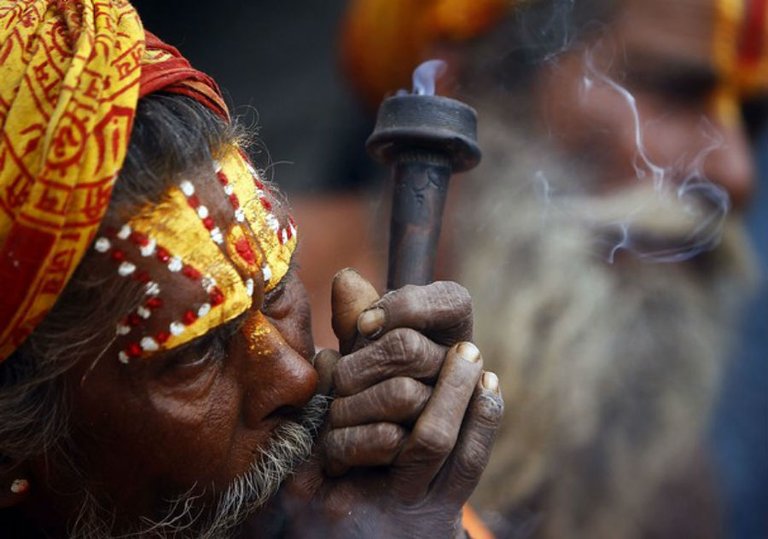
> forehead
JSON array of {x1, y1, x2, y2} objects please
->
[
  {"x1": 93, "y1": 149, "x2": 297, "y2": 363},
  {"x1": 617, "y1": 0, "x2": 716, "y2": 64}
]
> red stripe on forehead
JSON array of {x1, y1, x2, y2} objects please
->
[{"x1": 739, "y1": 0, "x2": 768, "y2": 66}]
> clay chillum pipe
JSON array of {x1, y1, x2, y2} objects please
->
[{"x1": 367, "y1": 93, "x2": 482, "y2": 289}]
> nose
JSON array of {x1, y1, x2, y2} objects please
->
[
  {"x1": 239, "y1": 311, "x2": 318, "y2": 427},
  {"x1": 704, "y1": 94, "x2": 757, "y2": 212}
]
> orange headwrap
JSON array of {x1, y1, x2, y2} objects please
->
[
  {"x1": 0, "y1": 0, "x2": 296, "y2": 362},
  {"x1": 712, "y1": 0, "x2": 768, "y2": 125},
  {"x1": 341, "y1": 0, "x2": 512, "y2": 108}
]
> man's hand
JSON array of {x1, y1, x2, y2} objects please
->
[{"x1": 282, "y1": 269, "x2": 503, "y2": 538}]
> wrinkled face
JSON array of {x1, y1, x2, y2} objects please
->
[
  {"x1": 29, "y1": 156, "x2": 321, "y2": 534},
  {"x1": 536, "y1": 0, "x2": 768, "y2": 211}
]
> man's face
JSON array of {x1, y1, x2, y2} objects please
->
[
  {"x1": 29, "y1": 164, "x2": 322, "y2": 535},
  {"x1": 536, "y1": 0, "x2": 766, "y2": 212}
]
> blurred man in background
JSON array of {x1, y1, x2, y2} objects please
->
[{"x1": 343, "y1": 0, "x2": 768, "y2": 537}]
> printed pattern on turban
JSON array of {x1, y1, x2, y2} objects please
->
[
  {"x1": 0, "y1": 0, "x2": 144, "y2": 360},
  {"x1": 341, "y1": 0, "x2": 512, "y2": 108},
  {"x1": 0, "y1": 0, "x2": 297, "y2": 362}
]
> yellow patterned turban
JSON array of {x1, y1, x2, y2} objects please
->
[
  {"x1": 0, "y1": 0, "x2": 297, "y2": 362},
  {"x1": 341, "y1": 0, "x2": 513, "y2": 108}
]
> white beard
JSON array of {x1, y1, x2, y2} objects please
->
[{"x1": 457, "y1": 115, "x2": 757, "y2": 538}]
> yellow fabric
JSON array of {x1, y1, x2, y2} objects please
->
[
  {"x1": 341, "y1": 0, "x2": 512, "y2": 108},
  {"x1": 0, "y1": 0, "x2": 144, "y2": 360}
]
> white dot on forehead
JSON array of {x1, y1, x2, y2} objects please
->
[
  {"x1": 118, "y1": 261, "x2": 136, "y2": 277},
  {"x1": 116, "y1": 324, "x2": 131, "y2": 336},
  {"x1": 198, "y1": 303, "x2": 212, "y2": 318},
  {"x1": 170, "y1": 321, "x2": 185, "y2": 336},
  {"x1": 140, "y1": 337, "x2": 159, "y2": 352},
  {"x1": 202, "y1": 276, "x2": 217, "y2": 292},
  {"x1": 197, "y1": 206, "x2": 210, "y2": 219},
  {"x1": 140, "y1": 239, "x2": 157, "y2": 257},
  {"x1": 117, "y1": 225, "x2": 132, "y2": 240},
  {"x1": 145, "y1": 281, "x2": 160, "y2": 296},
  {"x1": 168, "y1": 257, "x2": 183, "y2": 272},
  {"x1": 180, "y1": 180, "x2": 195, "y2": 197},
  {"x1": 94, "y1": 237, "x2": 111, "y2": 253}
]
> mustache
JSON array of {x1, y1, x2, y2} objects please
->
[
  {"x1": 536, "y1": 182, "x2": 731, "y2": 264},
  {"x1": 199, "y1": 393, "x2": 330, "y2": 537},
  {"x1": 69, "y1": 394, "x2": 331, "y2": 539}
]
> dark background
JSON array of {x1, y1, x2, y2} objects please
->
[{"x1": 132, "y1": 0, "x2": 375, "y2": 195}]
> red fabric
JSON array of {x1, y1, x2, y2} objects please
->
[
  {"x1": 139, "y1": 32, "x2": 230, "y2": 121},
  {"x1": 740, "y1": 0, "x2": 768, "y2": 65},
  {"x1": 0, "y1": 224, "x2": 57, "y2": 349}
]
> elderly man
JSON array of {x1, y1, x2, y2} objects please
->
[
  {"x1": 343, "y1": 0, "x2": 768, "y2": 537},
  {"x1": 0, "y1": 1, "x2": 504, "y2": 537}
]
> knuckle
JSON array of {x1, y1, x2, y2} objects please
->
[
  {"x1": 325, "y1": 427, "x2": 351, "y2": 455},
  {"x1": 433, "y1": 281, "x2": 472, "y2": 309},
  {"x1": 329, "y1": 397, "x2": 355, "y2": 427},
  {"x1": 385, "y1": 328, "x2": 426, "y2": 362},
  {"x1": 411, "y1": 422, "x2": 455, "y2": 457},
  {"x1": 374, "y1": 423, "x2": 406, "y2": 452},
  {"x1": 331, "y1": 360, "x2": 356, "y2": 395},
  {"x1": 386, "y1": 377, "x2": 427, "y2": 412},
  {"x1": 452, "y1": 440, "x2": 489, "y2": 485}
]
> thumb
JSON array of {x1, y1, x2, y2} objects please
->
[
  {"x1": 331, "y1": 268, "x2": 380, "y2": 354},
  {"x1": 313, "y1": 349, "x2": 341, "y2": 395}
]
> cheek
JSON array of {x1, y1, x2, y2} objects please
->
[
  {"x1": 142, "y1": 377, "x2": 243, "y2": 484},
  {"x1": 69, "y1": 365, "x2": 248, "y2": 498}
]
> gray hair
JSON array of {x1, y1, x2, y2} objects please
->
[{"x1": 0, "y1": 94, "x2": 243, "y2": 464}]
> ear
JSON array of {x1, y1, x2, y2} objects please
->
[{"x1": 0, "y1": 458, "x2": 32, "y2": 508}]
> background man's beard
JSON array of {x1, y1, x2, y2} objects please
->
[
  {"x1": 457, "y1": 117, "x2": 757, "y2": 539},
  {"x1": 69, "y1": 394, "x2": 329, "y2": 539}
]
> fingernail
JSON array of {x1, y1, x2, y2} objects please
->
[
  {"x1": 482, "y1": 371, "x2": 499, "y2": 393},
  {"x1": 457, "y1": 342, "x2": 481, "y2": 363},
  {"x1": 357, "y1": 307, "x2": 385, "y2": 338}
]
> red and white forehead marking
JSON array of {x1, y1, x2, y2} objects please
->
[
  {"x1": 94, "y1": 224, "x2": 237, "y2": 363},
  {"x1": 92, "y1": 153, "x2": 297, "y2": 364}
]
